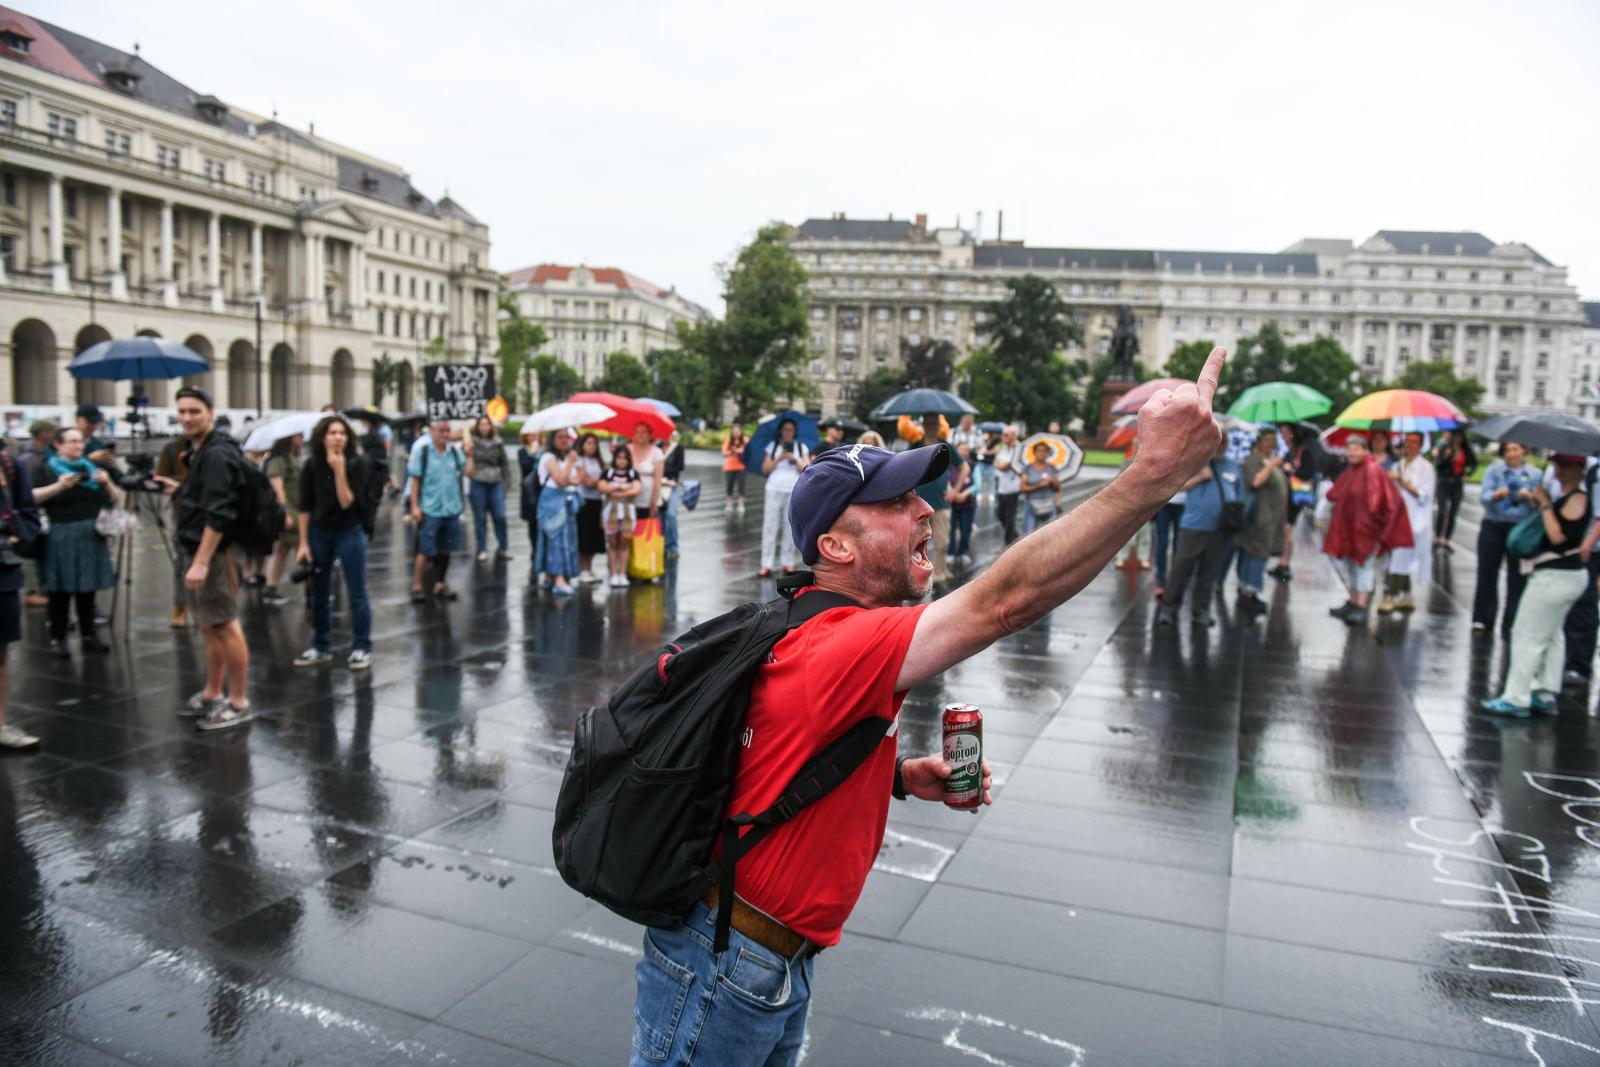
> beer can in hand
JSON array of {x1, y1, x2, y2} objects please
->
[{"x1": 942, "y1": 703, "x2": 983, "y2": 812}]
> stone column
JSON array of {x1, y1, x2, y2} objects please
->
[
  {"x1": 159, "y1": 201, "x2": 177, "y2": 307},
  {"x1": 1385, "y1": 320, "x2": 1398, "y2": 379},
  {"x1": 106, "y1": 188, "x2": 127, "y2": 300},
  {"x1": 47, "y1": 174, "x2": 67, "y2": 292},
  {"x1": 250, "y1": 222, "x2": 264, "y2": 309},
  {"x1": 1453, "y1": 319, "x2": 1466, "y2": 366},
  {"x1": 349, "y1": 243, "x2": 364, "y2": 309},
  {"x1": 208, "y1": 211, "x2": 224, "y2": 312},
  {"x1": 304, "y1": 230, "x2": 320, "y2": 302},
  {"x1": 1523, "y1": 324, "x2": 1537, "y2": 407}
]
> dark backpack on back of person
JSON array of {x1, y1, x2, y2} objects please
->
[
  {"x1": 1211, "y1": 461, "x2": 1246, "y2": 533},
  {"x1": 553, "y1": 576, "x2": 892, "y2": 952},
  {"x1": 227, "y1": 446, "x2": 288, "y2": 556}
]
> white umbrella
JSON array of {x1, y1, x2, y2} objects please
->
[
  {"x1": 522, "y1": 401, "x2": 616, "y2": 434},
  {"x1": 243, "y1": 411, "x2": 325, "y2": 453}
]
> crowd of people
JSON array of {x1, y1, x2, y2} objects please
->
[{"x1": 0, "y1": 382, "x2": 1592, "y2": 750}]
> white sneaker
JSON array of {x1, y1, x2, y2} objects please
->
[
  {"x1": 476, "y1": 551, "x2": 489, "y2": 562},
  {"x1": 611, "y1": 574, "x2": 628, "y2": 588},
  {"x1": 347, "y1": 650, "x2": 373, "y2": 671},
  {"x1": 180, "y1": 690, "x2": 224, "y2": 717},
  {"x1": 0, "y1": 723, "x2": 40, "y2": 749},
  {"x1": 579, "y1": 572, "x2": 603, "y2": 585},
  {"x1": 196, "y1": 703, "x2": 253, "y2": 732},
  {"x1": 293, "y1": 648, "x2": 333, "y2": 668}
]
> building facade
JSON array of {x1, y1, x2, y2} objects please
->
[
  {"x1": 792, "y1": 215, "x2": 1588, "y2": 419},
  {"x1": 503, "y1": 264, "x2": 710, "y2": 384},
  {"x1": 0, "y1": 7, "x2": 496, "y2": 420},
  {"x1": 1578, "y1": 302, "x2": 1600, "y2": 421}
]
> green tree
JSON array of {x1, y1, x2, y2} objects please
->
[
  {"x1": 596, "y1": 351, "x2": 652, "y2": 398},
  {"x1": 678, "y1": 222, "x2": 809, "y2": 420},
  {"x1": 1387, "y1": 357, "x2": 1486, "y2": 418},
  {"x1": 1222, "y1": 323, "x2": 1361, "y2": 418},
  {"x1": 370, "y1": 353, "x2": 407, "y2": 406},
  {"x1": 959, "y1": 275, "x2": 1082, "y2": 431},
  {"x1": 645, "y1": 348, "x2": 716, "y2": 423},
  {"x1": 1164, "y1": 339, "x2": 1220, "y2": 382},
  {"x1": 530, "y1": 354, "x2": 582, "y2": 403},
  {"x1": 901, "y1": 338, "x2": 957, "y2": 390},
  {"x1": 855, "y1": 366, "x2": 909, "y2": 419},
  {"x1": 496, "y1": 288, "x2": 548, "y2": 411}
]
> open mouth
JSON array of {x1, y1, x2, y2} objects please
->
[{"x1": 912, "y1": 532, "x2": 933, "y2": 572}]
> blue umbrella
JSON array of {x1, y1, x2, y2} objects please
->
[
  {"x1": 869, "y1": 388, "x2": 978, "y2": 419},
  {"x1": 639, "y1": 397, "x2": 682, "y2": 418},
  {"x1": 69, "y1": 337, "x2": 208, "y2": 381},
  {"x1": 978, "y1": 421, "x2": 1006, "y2": 434},
  {"x1": 744, "y1": 410, "x2": 818, "y2": 471}
]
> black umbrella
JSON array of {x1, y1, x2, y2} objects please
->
[
  {"x1": 869, "y1": 388, "x2": 979, "y2": 419},
  {"x1": 1471, "y1": 412, "x2": 1600, "y2": 455},
  {"x1": 822, "y1": 415, "x2": 869, "y2": 434},
  {"x1": 388, "y1": 411, "x2": 430, "y2": 427},
  {"x1": 344, "y1": 406, "x2": 390, "y2": 425}
]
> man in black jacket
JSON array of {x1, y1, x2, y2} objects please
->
[{"x1": 172, "y1": 387, "x2": 253, "y2": 732}]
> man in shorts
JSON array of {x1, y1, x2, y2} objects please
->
[
  {"x1": 407, "y1": 418, "x2": 472, "y2": 601},
  {"x1": 627, "y1": 348, "x2": 1229, "y2": 1065},
  {"x1": 174, "y1": 387, "x2": 253, "y2": 731}
]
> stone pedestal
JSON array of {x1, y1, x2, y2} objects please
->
[{"x1": 1092, "y1": 379, "x2": 1138, "y2": 447}]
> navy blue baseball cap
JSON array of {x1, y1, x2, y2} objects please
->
[{"x1": 789, "y1": 442, "x2": 951, "y2": 565}]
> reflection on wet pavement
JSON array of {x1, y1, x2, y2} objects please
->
[{"x1": 4, "y1": 458, "x2": 1600, "y2": 1064}]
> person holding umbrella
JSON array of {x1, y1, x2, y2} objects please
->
[
  {"x1": 758, "y1": 417, "x2": 810, "y2": 577},
  {"x1": 1323, "y1": 434, "x2": 1413, "y2": 625},
  {"x1": 1380, "y1": 431, "x2": 1436, "y2": 615}
]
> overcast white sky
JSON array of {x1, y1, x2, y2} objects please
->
[{"x1": 37, "y1": 0, "x2": 1600, "y2": 312}]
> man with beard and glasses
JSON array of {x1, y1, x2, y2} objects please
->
[{"x1": 627, "y1": 349, "x2": 1230, "y2": 1067}]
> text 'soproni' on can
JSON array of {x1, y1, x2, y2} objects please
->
[{"x1": 942, "y1": 702, "x2": 982, "y2": 812}]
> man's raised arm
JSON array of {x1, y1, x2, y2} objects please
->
[{"x1": 896, "y1": 347, "x2": 1228, "y2": 691}]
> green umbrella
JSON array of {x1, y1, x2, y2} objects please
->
[{"x1": 1228, "y1": 381, "x2": 1332, "y2": 423}]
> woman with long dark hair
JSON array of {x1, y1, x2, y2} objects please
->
[
  {"x1": 534, "y1": 428, "x2": 582, "y2": 596},
  {"x1": 722, "y1": 425, "x2": 748, "y2": 516},
  {"x1": 574, "y1": 432, "x2": 606, "y2": 583},
  {"x1": 31, "y1": 426, "x2": 119, "y2": 656},
  {"x1": 293, "y1": 415, "x2": 374, "y2": 670},
  {"x1": 467, "y1": 415, "x2": 513, "y2": 562}
]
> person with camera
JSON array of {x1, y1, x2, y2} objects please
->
[
  {"x1": 0, "y1": 443, "x2": 42, "y2": 749},
  {"x1": 30, "y1": 426, "x2": 120, "y2": 657},
  {"x1": 293, "y1": 415, "x2": 374, "y2": 670},
  {"x1": 173, "y1": 387, "x2": 253, "y2": 732},
  {"x1": 76, "y1": 404, "x2": 115, "y2": 469}
]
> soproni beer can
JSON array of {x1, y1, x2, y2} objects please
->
[{"x1": 942, "y1": 703, "x2": 983, "y2": 812}]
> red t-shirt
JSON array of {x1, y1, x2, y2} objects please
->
[{"x1": 723, "y1": 598, "x2": 927, "y2": 945}]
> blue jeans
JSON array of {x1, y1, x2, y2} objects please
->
[
  {"x1": 1237, "y1": 551, "x2": 1267, "y2": 595},
  {"x1": 1153, "y1": 502, "x2": 1184, "y2": 584},
  {"x1": 308, "y1": 524, "x2": 371, "y2": 653},
  {"x1": 630, "y1": 901, "x2": 813, "y2": 1067},
  {"x1": 662, "y1": 489, "x2": 680, "y2": 554},
  {"x1": 1022, "y1": 497, "x2": 1056, "y2": 534},
  {"x1": 950, "y1": 507, "x2": 975, "y2": 557},
  {"x1": 468, "y1": 480, "x2": 509, "y2": 552}
]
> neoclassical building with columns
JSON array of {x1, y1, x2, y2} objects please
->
[
  {"x1": 794, "y1": 215, "x2": 1588, "y2": 419},
  {"x1": 0, "y1": 7, "x2": 496, "y2": 420}
]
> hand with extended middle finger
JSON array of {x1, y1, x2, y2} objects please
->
[{"x1": 1129, "y1": 346, "x2": 1227, "y2": 499}]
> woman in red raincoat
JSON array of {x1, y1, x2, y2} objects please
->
[{"x1": 1323, "y1": 433, "x2": 1414, "y2": 624}]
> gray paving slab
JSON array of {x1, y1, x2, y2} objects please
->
[{"x1": 7, "y1": 455, "x2": 1600, "y2": 1063}]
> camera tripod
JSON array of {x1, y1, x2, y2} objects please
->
[{"x1": 106, "y1": 488, "x2": 179, "y2": 638}]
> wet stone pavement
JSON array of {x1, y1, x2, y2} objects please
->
[{"x1": 4, "y1": 452, "x2": 1600, "y2": 1065}]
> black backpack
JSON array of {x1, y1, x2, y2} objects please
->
[
  {"x1": 553, "y1": 574, "x2": 893, "y2": 952},
  {"x1": 229, "y1": 449, "x2": 288, "y2": 556},
  {"x1": 1211, "y1": 461, "x2": 1246, "y2": 533}
]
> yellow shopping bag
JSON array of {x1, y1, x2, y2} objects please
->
[{"x1": 627, "y1": 517, "x2": 665, "y2": 582}]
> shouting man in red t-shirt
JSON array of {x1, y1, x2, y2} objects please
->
[{"x1": 628, "y1": 348, "x2": 1228, "y2": 1066}]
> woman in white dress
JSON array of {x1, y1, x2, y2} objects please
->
[{"x1": 1380, "y1": 431, "x2": 1437, "y2": 613}]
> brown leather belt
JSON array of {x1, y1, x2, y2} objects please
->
[{"x1": 702, "y1": 887, "x2": 821, "y2": 960}]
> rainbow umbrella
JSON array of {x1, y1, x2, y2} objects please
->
[{"x1": 1334, "y1": 389, "x2": 1467, "y2": 432}]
